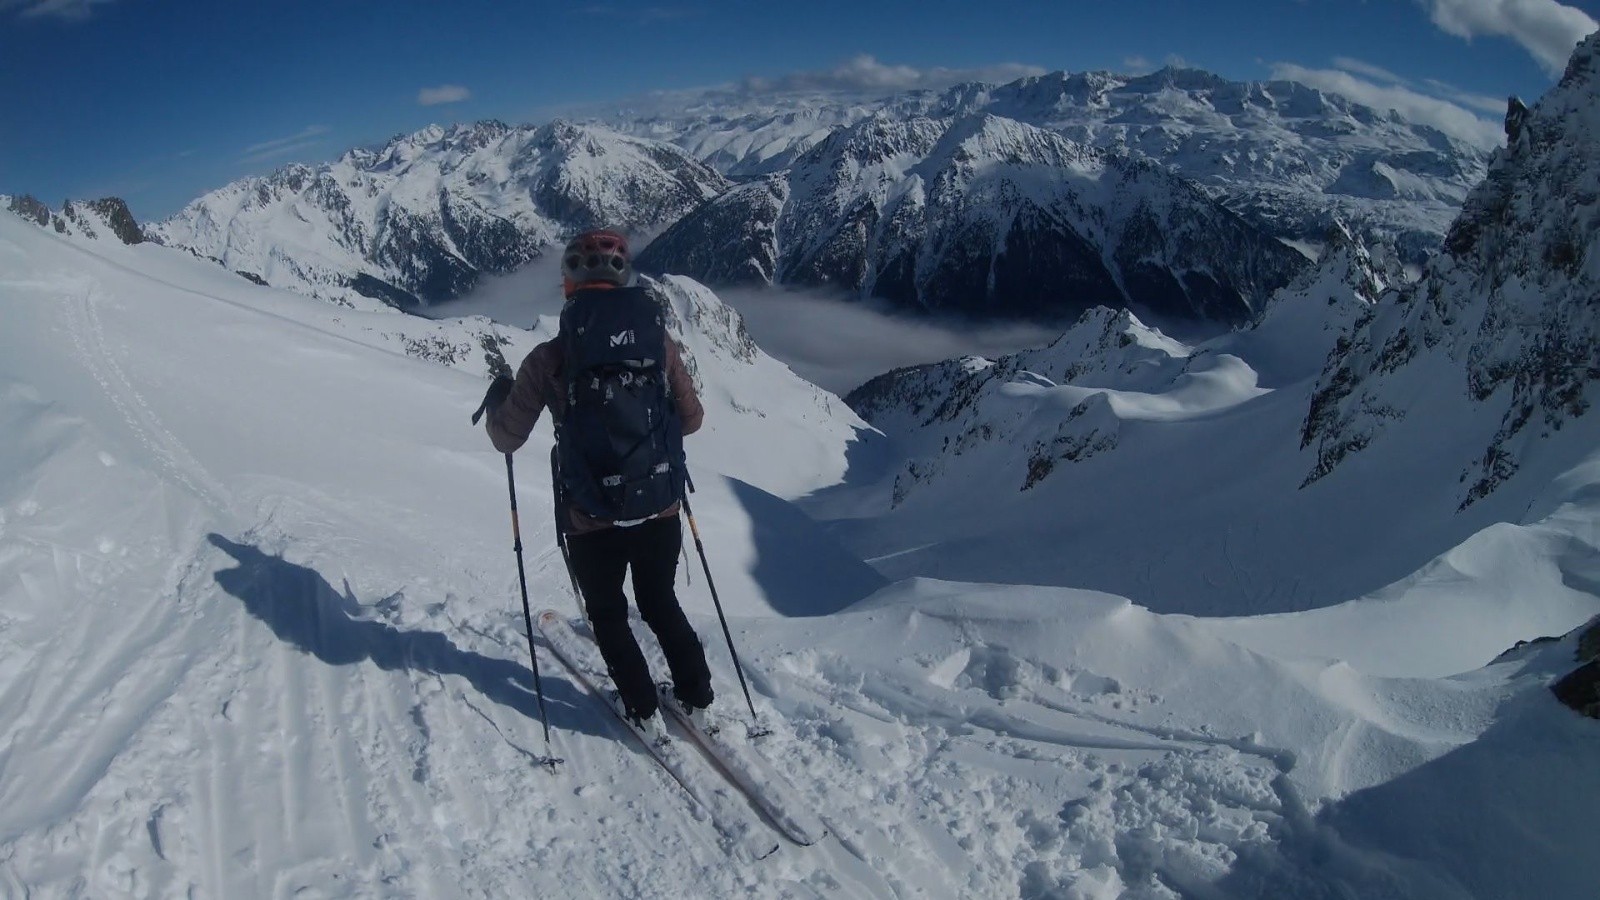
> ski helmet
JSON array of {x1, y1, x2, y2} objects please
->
[{"x1": 560, "y1": 229, "x2": 633, "y2": 294}]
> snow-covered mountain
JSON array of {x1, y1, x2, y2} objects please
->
[
  {"x1": 827, "y1": 31, "x2": 1599, "y2": 618},
  {"x1": 3, "y1": 194, "x2": 146, "y2": 245},
  {"x1": 149, "y1": 120, "x2": 729, "y2": 309},
  {"x1": 600, "y1": 66, "x2": 1492, "y2": 263},
  {"x1": 639, "y1": 113, "x2": 1309, "y2": 325},
  {"x1": 1301, "y1": 31, "x2": 1600, "y2": 505}
]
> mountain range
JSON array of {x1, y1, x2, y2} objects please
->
[
  {"x1": 636, "y1": 112, "x2": 1308, "y2": 323},
  {"x1": 147, "y1": 120, "x2": 727, "y2": 309},
  {"x1": 604, "y1": 65, "x2": 1492, "y2": 263},
  {"x1": 2, "y1": 63, "x2": 1493, "y2": 333}
]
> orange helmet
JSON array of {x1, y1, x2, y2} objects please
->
[{"x1": 561, "y1": 229, "x2": 632, "y2": 295}]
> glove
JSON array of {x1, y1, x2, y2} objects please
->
[
  {"x1": 471, "y1": 375, "x2": 516, "y2": 425},
  {"x1": 484, "y1": 374, "x2": 514, "y2": 411}
]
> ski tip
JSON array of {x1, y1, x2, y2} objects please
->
[{"x1": 537, "y1": 756, "x2": 566, "y2": 772}]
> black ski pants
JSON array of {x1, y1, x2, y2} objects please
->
[{"x1": 565, "y1": 515, "x2": 713, "y2": 718}]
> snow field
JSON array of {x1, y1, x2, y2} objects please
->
[{"x1": 3, "y1": 208, "x2": 1599, "y2": 899}]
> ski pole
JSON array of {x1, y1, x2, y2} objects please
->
[
  {"x1": 679, "y1": 483, "x2": 768, "y2": 736},
  {"x1": 473, "y1": 391, "x2": 560, "y2": 769},
  {"x1": 503, "y1": 452, "x2": 562, "y2": 767}
]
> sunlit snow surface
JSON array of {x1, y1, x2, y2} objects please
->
[{"x1": 1, "y1": 214, "x2": 1597, "y2": 899}]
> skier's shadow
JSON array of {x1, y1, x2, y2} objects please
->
[{"x1": 206, "y1": 533, "x2": 602, "y2": 740}]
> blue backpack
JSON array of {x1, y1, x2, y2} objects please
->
[{"x1": 555, "y1": 286, "x2": 687, "y2": 523}]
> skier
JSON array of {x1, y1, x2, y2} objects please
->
[{"x1": 481, "y1": 229, "x2": 714, "y2": 736}]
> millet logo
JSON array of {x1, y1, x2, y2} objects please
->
[{"x1": 609, "y1": 330, "x2": 636, "y2": 347}]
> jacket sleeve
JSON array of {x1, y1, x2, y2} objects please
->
[
  {"x1": 485, "y1": 344, "x2": 552, "y2": 453},
  {"x1": 666, "y1": 340, "x2": 705, "y2": 436}
]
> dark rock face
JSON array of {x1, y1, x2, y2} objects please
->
[
  {"x1": 1553, "y1": 661, "x2": 1600, "y2": 718},
  {"x1": 1550, "y1": 617, "x2": 1600, "y2": 719},
  {"x1": 644, "y1": 114, "x2": 1305, "y2": 326},
  {"x1": 83, "y1": 198, "x2": 145, "y2": 244},
  {"x1": 6, "y1": 194, "x2": 51, "y2": 227}
]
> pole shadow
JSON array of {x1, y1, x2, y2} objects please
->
[{"x1": 206, "y1": 533, "x2": 602, "y2": 739}]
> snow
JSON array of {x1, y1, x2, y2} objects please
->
[{"x1": 3, "y1": 182, "x2": 1599, "y2": 900}]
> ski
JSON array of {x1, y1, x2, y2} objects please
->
[
  {"x1": 657, "y1": 684, "x2": 828, "y2": 847},
  {"x1": 536, "y1": 610, "x2": 780, "y2": 862}
]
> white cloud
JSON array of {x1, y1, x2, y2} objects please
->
[
  {"x1": 1124, "y1": 55, "x2": 1154, "y2": 74},
  {"x1": 1330, "y1": 56, "x2": 1411, "y2": 85},
  {"x1": 1329, "y1": 56, "x2": 1506, "y2": 116},
  {"x1": 418, "y1": 84, "x2": 472, "y2": 106},
  {"x1": 1422, "y1": 77, "x2": 1512, "y2": 113},
  {"x1": 1271, "y1": 62, "x2": 1505, "y2": 148},
  {"x1": 740, "y1": 55, "x2": 1048, "y2": 96},
  {"x1": 240, "y1": 126, "x2": 331, "y2": 165},
  {"x1": 1418, "y1": 0, "x2": 1598, "y2": 74},
  {"x1": 0, "y1": 0, "x2": 115, "y2": 20}
]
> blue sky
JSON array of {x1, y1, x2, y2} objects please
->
[{"x1": 2, "y1": 0, "x2": 1596, "y2": 221}]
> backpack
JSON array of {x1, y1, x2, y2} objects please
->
[{"x1": 554, "y1": 285, "x2": 686, "y2": 523}]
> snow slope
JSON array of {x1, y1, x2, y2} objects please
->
[{"x1": 3, "y1": 167, "x2": 1598, "y2": 900}]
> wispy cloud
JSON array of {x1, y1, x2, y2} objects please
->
[
  {"x1": 0, "y1": 0, "x2": 116, "y2": 20},
  {"x1": 1327, "y1": 55, "x2": 1507, "y2": 115},
  {"x1": 1417, "y1": 0, "x2": 1598, "y2": 75},
  {"x1": 418, "y1": 84, "x2": 472, "y2": 106},
  {"x1": 1329, "y1": 56, "x2": 1410, "y2": 85},
  {"x1": 1271, "y1": 61, "x2": 1505, "y2": 148},
  {"x1": 240, "y1": 126, "x2": 331, "y2": 165},
  {"x1": 740, "y1": 54, "x2": 1048, "y2": 96},
  {"x1": 1422, "y1": 77, "x2": 1509, "y2": 113},
  {"x1": 1123, "y1": 55, "x2": 1154, "y2": 74}
]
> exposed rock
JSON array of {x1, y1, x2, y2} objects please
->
[
  {"x1": 4, "y1": 195, "x2": 145, "y2": 244},
  {"x1": 1550, "y1": 616, "x2": 1600, "y2": 719}
]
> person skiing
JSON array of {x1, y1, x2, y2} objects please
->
[{"x1": 481, "y1": 229, "x2": 714, "y2": 736}]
